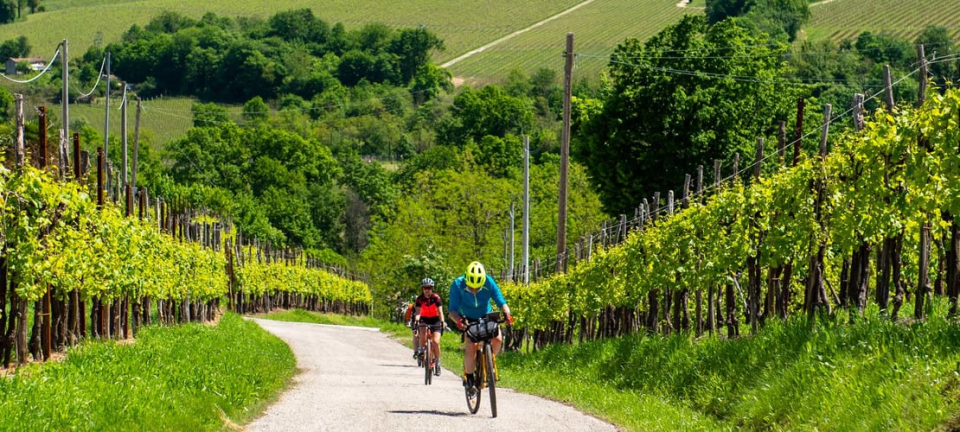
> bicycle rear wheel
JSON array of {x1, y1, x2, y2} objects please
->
[
  {"x1": 424, "y1": 336, "x2": 432, "y2": 385},
  {"x1": 465, "y1": 350, "x2": 482, "y2": 414},
  {"x1": 484, "y1": 343, "x2": 497, "y2": 418}
]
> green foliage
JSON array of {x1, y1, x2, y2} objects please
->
[
  {"x1": 261, "y1": 309, "x2": 384, "y2": 327},
  {"x1": 0, "y1": 313, "x2": 296, "y2": 430},
  {"x1": 441, "y1": 85, "x2": 534, "y2": 145},
  {"x1": 916, "y1": 25, "x2": 960, "y2": 87},
  {"x1": 102, "y1": 9, "x2": 444, "y2": 102},
  {"x1": 166, "y1": 119, "x2": 344, "y2": 249},
  {"x1": 0, "y1": 1, "x2": 15, "y2": 24},
  {"x1": 505, "y1": 86, "x2": 960, "y2": 334},
  {"x1": 0, "y1": 35, "x2": 29, "y2": 59},
  {"x1": 706, "y1": 0, "x2": 810, "y2": 41},
  {"x1": 576, "y1": 15, "x2": 798, "y2": 214},
  {"x1": 242, "y1": 96, "x2": 270, "y2": 123},
  {"x1": 361, "y1": 151, "x2": 605, "y2": 309}
]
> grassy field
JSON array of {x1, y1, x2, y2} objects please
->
[
  {"x1": 0, "y1": 0, "x2": 582, "y2": 68},
  {"x1": 2, "y1": 0, "x2": 957, "y2": 90},
  {"x1": 449, "y1": 0, "x2": 692, "y2": 85},
  {"x1": 0, "y1": 86, "x2": 244, "y2": 149},
  {"x1": 272, "y1": 307, "x2": 960, "y2": 431},
  {"x1": 0, "y1": 313, "x2": 296, "y2": 430},
  {"x1": 806, "y1": 0, "x2": 960, "y2": 42}
]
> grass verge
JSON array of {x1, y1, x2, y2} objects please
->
[
  {"x1": 0, "y1": 312, "x2": 295, "y2": 431},
  {"x1": 257, "y1": 309, "x2": 386, "y2": 328}
]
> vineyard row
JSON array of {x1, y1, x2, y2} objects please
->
[
  {"x1": 1, "y1": 107, "x2": 371, "y2": 367},
  {"x1": 501, "y1": 85, "x2": 960, "y2": 350}
]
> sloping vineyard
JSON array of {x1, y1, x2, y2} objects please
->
[
  {"x1": 502, "y1": 87, "x2": 960, "y2": 348},
  {"x1": 0, "y1": 145, "x2": 370, "y2": 368}
]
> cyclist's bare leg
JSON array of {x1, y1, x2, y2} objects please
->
[
  {"x1": 464, "y1": 340, "x2": 479, "y2": 374},
  {"x1": 491, "y1": 328, "x2": 503, "y2": 355}
]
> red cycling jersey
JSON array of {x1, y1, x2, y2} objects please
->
[{"x1": 415, "y1": 293, "x2": 442, "y2": 319}]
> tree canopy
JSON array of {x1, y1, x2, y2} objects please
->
[{"x1": 575, "y1": 15, "x2": 797, "y2": 215}]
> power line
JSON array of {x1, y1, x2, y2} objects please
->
[
  {"x1": 0, "y1": 47, "x2": 61, "y2": 84},
  {"x1": 76, "y1": 55, "x2": 107, "y2": 99}
]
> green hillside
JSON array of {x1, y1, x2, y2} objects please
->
[
  {"x1": 448, "y1": 0, "x2": 692, "y2": 85},
  {"x1": 806, "y1": 0, "x2": 960, "y2": 42},
  {"x1": 0, "y1": 0, "x2": 581, "y2": 69}
]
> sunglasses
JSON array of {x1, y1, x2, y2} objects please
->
[{"x1": 422, "y1": 286, "x2": 434, "y2": 289}]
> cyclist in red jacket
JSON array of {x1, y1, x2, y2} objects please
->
[{"x1": 413, "y1": 278, "x2": 445, "y2": 376}]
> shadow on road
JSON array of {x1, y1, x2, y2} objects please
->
[
  {"x1": 388, "y1": 410, "x2": 469, "y2": 417},
  {"x1": 378, "y1": 363, "x2": 419, "y2": 368}
]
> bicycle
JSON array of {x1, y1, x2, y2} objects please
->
[
  {"x1": 462, "y1": 312, "x2": 504, "y2": 418},
  {"x1": 417, "y1": 321, "x2": 442, "y2": 385}
]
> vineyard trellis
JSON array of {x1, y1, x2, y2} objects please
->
[
  {"x1": 0, "y1": 103, "x2": 371, "y2": 368},
  {"x1": 496, "y1": 57, "x2": 960, "y2": 352}
]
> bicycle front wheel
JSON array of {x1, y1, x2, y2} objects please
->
[
  {"x1": 466, "y1": 350, "x2": 483, "y2": 414},
  {"x1": 424, "y1": 338, "x2": 432, "y2": 385},
  {"x1": 483, "y1": 343, "x2": 498, "y2": 418}
]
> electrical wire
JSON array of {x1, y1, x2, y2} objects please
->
[
  {"x1": 76, "y1": 55, "x2": 107, "y2": 99},
  {"x1": 0, "y1": 47, "x2": 61, "y2": 84}
]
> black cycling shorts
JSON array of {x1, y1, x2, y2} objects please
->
[{"x1": 419, "y1": 316, "x2": 444, "y2": 335}]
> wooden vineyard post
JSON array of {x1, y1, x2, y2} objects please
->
[
  {"x1": 778, "y1": 120, "x2": 786, "y2": 168},
  {"x1": 805, "y1": 104, "x2": 833, "y2": 319},
  {"x1": 695, "y1": 165, "x2": 704, "y2": 337},
  {"x1": 748, "y1": 138, "x2": 764, "y2": 333},
  {"x1": 793, "y1": 97, "x2": 805, "y2": 167}
]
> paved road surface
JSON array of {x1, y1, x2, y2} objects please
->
[{"x1": 246, "y1": 318, "x2": 616, "y2": 432}]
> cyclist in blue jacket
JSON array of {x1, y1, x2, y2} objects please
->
[{"x1": 448, "y1": 261, "x2": 513, "y2": 389}]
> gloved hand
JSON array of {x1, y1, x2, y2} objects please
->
[
  {"x1": 457, "y1": 318, "x2": 467, "y2": 331},
  {"x1": 505, "y1": 314, "x2": 514, "y2": 325}
]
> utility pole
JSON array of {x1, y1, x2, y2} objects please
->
[
  {"x1": 556, "y1": 32, "x2": 574, "y2": 273},
  {"x1": 509, "y1": 201, "x2": 515, "y2": 282},
  {"x1": 132, "y1": 97, "x2": 142, "y2": 189},
  {"x1": 121, "y1": 83, "x2": 128, "y2": 189},
  {"x1": 61, "y1": 39, "x2": 69, "y2": 150},
  {"x1": 104, "y1": 52, "x2": 111, "y2": 167},
  {"x1": 523, "y1": 136, "x2": 530, "y2": 285}
]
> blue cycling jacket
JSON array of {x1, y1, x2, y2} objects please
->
[{"x1": 448, "y1": 274, "x2": 507, "y2": 320}]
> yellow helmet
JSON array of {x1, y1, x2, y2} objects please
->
[{"x1": 465, "y1": 261, "x2": 486, "y2": 288}]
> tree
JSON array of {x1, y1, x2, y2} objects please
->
[
  {"x1": 268, "y1": 9, "x2": 330, "y2": 44},
  {"x1": 916, "y1": 25, "x2": 958, "y2": 86},
  {"x1": 0, "y1": 1, "x2": 16, "y2": 24},
  {"x1": 242, "y1": 96, "x2": 270, "y2": 123},
  {"x1": 387, "y1": 28, "x2": 444, "y2": 84},
  {"x1": 576, "y1": 15, "x2": 798, "y2": 214},
  {"x1": 707, "y1": 0, "x2": 809, "y2": 41},
  {"x1": 0, "y1": 36, "x2": 29, "y2": 60},
  {"x1": 442, "y1": 85, "x2": 534, "y2": 145}
]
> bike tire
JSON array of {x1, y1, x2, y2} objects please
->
[
  {"x1": 424, "y1": 336, "x2": 432, "y2": 385},
  {"x1": 484, "y1": 343, "x2": 497, "y2": 418},
  {"x1": 466, "y1": 350, "x2": 482, "y2": 414}
]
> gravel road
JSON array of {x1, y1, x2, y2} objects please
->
[{"x1": 246, "y1": 318, "x2": 616, "y2": 432}]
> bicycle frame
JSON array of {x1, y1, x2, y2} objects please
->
[{"x1": 463, "y1": 312, "x2": 503, "y2": 417}]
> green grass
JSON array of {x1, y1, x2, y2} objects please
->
[
  {"x1": 0, "y1": 313, "x2": 296, "y2": 431},
  {"x1": 259, "y1": 309, "x2": 386, "y2": 328},
  {"x1": 449, "y1": 0, "x2": 692, "y2": 85},
  {"x1": 0, "y1": 89, "x2": 243, "y2": 149},
  {"x1": 498, "y1": 309, "x2": 960, "y2": 431},
  {"x1": 806, "y1": 0, "x2": 960, "y2": 42},
  {"x1": 0, "y1": 0, "x2": 582, "y2": 68}
]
